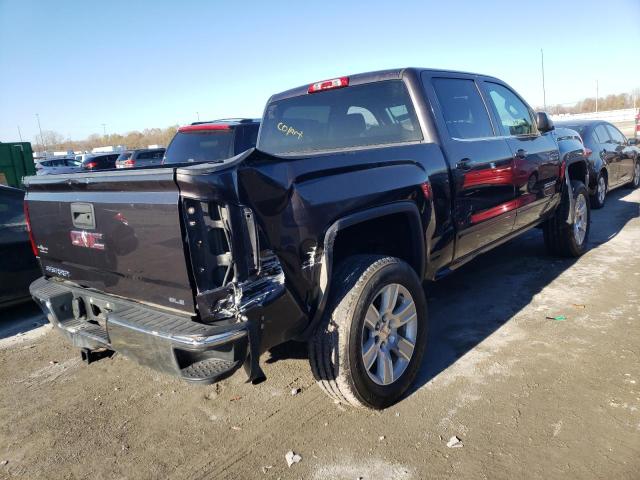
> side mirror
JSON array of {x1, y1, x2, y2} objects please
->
[
  {"x1": 536, "y1": 111, "x2": 555, "y2": 133},
  {"x1": 628, "y1": 138, "x2": 638, "y2": 146}
]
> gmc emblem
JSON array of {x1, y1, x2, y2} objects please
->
[{"x1": 70, "y1": 230, "x2": 105, "y2": 250}]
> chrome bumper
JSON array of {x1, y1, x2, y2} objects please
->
[{"x1": 30, "y1": 277, "x2": 248, "y2": 384}]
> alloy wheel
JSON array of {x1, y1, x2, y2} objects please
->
[
  {"x1": 597, "y1": 176, "x2": 606, "y2": 204},
  {"x1": 361, "y1": 283, "x2": 418, "y2": 386},
  {"x1": 573, "y1": 193, "x2": 588, "y2": 246}
]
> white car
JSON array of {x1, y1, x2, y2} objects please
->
[{"x1": 35, "y1": 157, "x2": 82, "y2": 175}]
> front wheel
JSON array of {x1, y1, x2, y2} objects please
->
[
  {"x1": 309, "y1": 255, "x2": 428, "y2": 409},
  {"x1": 627, "y1": 160, "x2": 640, "y2": 189},
  {"x1": 543, "y1": 180, "x2": 590, "y2": 257}
]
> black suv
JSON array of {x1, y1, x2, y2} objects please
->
[
  {"x1": 162, "y1": 118, "x2": 260, "y2": 165},
  {"x1": 82, "y1": 153, "x2": 121, "y2": 171}
]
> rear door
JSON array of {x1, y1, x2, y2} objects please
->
[
  {"x1": 606, "y1": 124, "x2": 634, "y2": 184},
  {"x1": 423, "y1": 74, "x2": 516, "y2": 259},
  {"x1": 25, "y1": 169, "x2": 195, "y2": 314},
  {"x1": 482, "y1": 81, "x2": 560, "y2": 229}
]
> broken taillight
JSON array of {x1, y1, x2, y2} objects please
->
[
  {"x1": 23, "y1": 201, "x2": 39, "y2": 257},
  {"x1": 420, "y1": 182, "x2": 433, "y2": 200}
]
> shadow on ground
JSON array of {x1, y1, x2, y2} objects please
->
[
  {"x1": 0, "y1": 301, "x2": 46, "y2": 340},
  {"x1": 409, "y1": 187, "x2": 638, "y2": 395}
]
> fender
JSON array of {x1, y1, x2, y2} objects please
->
[{"x1": 297, "y1": 201, "x2": 425, "y2": 340}]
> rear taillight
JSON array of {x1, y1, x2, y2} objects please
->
[
  {"x1": 123, "y1": 159, "x2": 135, "y2": 167},
  {"x1": 420, "y1": 182, "x2": 432, "y2": 200},
  {"x1": 84, "y1": 161, "x2": 98, "y2": 169},
  {"x1": 23, "y1": 201, "x2": 38, "y2": 257},
  {"x1": 308, "y1": 76, "x2": 349, "y2": 93}
]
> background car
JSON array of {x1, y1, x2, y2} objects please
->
[
  {"x1": 35, "y1": 157, "x2": 82, "y2": 175},
  {"x1": 81, "y1": 153, "x2": 121, "y2": 171},
  {"x1": 0, "y1": 185, "x2": 40, "y2": 308},
  {"x1": 115, "y1": 148, "x2": 165, "y2": 169},
  {"x1": 162, "y1": 118, "x2": 259, "y2": 165},
  {"x1": 555, "y1": 119, "x2": 640, "y2": 208}
]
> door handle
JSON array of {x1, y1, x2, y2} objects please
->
[
  {"x1": 457, "y1": 158, "x2": 472, "y2": 170},
  {"x1": 515, "y1": 149, "x2": 527, "y2": 159}
]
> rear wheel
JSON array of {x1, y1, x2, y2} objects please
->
[
  {"x1": 309, "y1": 255, "x2": 427, "y2": 409},
  {"x1": 543, "y1": 180, "x2": 590, "y2": 257},
  {"x1": 590, "y1": 172, "x2": 607, "y2": 209}
]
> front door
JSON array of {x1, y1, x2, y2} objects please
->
[
  {"x1": 482, "y1": 81, "x2": 560, "y2": 229},
  {"x1": 424, "y1": 74, "x2": 516, "y2": 260}
]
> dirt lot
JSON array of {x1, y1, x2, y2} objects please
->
[{"x1": 1, "y1": 188, "x2": 639, "y2": 480}]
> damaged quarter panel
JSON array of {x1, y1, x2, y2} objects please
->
[{"x1": 236, "y1": 143, "x2": 448, "y2": 335}]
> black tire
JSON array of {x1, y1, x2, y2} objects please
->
[
  {"x1": 590, "y1": 171, "x2": 607, "y2": 209},
  {"x1": 627, "y1": 160, "x2": 640, "y2": 189},
  {"x1": 308, "y1": 255, "x2": 428, "y2": 409},
  {"x1": 543, "y1": 180, "x2": 590, "y2": 257}
]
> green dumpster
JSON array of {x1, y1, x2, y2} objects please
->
[{"x1": 0, "y1": 142, "x2": 35, "y2": 189}]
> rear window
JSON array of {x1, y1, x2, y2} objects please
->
[
  {"x1": 558, "y1": 125, "x2": 586, "y2": 137},
  {"x1": 258, "y1": 80, "x2": 422, "y2": 155},
  {"x1": 163, "y1": 131, "x2": 234, "y2": 164},
  {"x1": 117, "y1": 152, "x2": 133, "y2": 161}
]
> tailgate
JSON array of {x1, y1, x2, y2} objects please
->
[{"x1": 24, "y1": 169, "x2": 195, "y2": 314}]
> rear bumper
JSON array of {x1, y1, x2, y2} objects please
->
[{"x1": 30, "y1": 277, "x2": 248, "y2": 384}]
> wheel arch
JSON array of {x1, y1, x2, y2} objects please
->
[{"x1": 299, "y1": 201, "x2": 425, "y2": 339}]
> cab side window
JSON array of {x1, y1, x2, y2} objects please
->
[
  {"x1": 432, "y1": 78, "x2": 494, "y2": 140},
  {"x1": 485, "y1": 83, "x2": 536, "y2": 136}
]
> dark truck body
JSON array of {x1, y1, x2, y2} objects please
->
[{"x1": 25, "y1": 68, "x2": 590, "y2": 389}]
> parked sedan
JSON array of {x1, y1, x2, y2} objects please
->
[
  {"x1": 555, "y1": 120, "x2": 640, "y2": 208},
  {"x1": 0, "y1": 186, "x2": 40, "y2": 308},
  {"x1": 115, "y1": 148, "x2": 165, "y2": 169},
  {"x1": 35, "y1": 157, "x2": 82, "y2": 175}
]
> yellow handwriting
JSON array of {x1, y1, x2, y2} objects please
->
[{"x1": 277, "y1": 122, "x2": 303, "y2": 140}]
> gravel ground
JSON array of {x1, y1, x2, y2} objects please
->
[{"x1": 1, "y1": 187, "x2": 639, "y2": 480}]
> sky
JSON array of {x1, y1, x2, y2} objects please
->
[{"x1": 1, "y1": 0, "x2": 639, "y2": 143}]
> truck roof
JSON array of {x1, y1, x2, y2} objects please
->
[
  {"x1": 268, "y1": 67, "x2": 502, "y2": 102},
  {"x1": 189, "y1": 118, "x2": 260, "y2": 127}
]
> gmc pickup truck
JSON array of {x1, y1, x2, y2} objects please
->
[{"x1": 25, "y1": 68, "x2": 595, "y2": 409}]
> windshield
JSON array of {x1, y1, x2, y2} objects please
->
[
  {"x1": 163, "y1": 130, "x2": 234, "y2": 164},
  {"x1": 258, "y1": 80, "x2": 422, "y2": 155}
]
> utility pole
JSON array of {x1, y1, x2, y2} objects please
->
[
  {"x1": 540, "y1": 49, "x2": 547, "y2": 111},
  {"x1": 36, "y1": 113, "x2": 45, "y2": 150},
  {"x1": 17, "y1": 125, "x2": 23, "y2": 142},
  {"x1": 595, "y1": 80, "x2": 599, "y2": 112},
  {"x1": 196, "y1": 111, "x2": 200, "y2": 121},
  {"x1": 101, "y1": 123, "x2": 107, "y2": 136}
]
